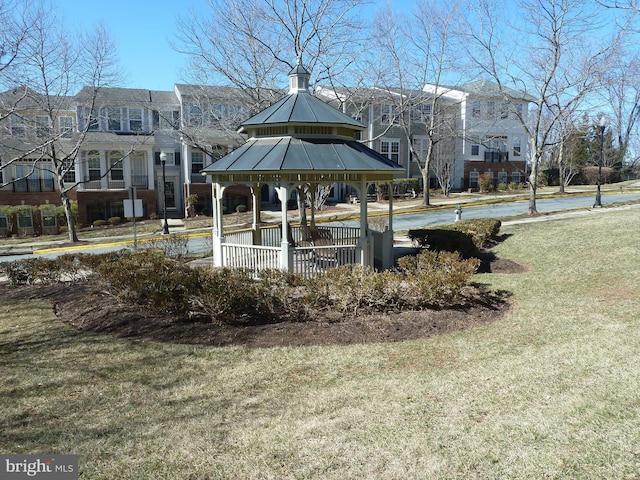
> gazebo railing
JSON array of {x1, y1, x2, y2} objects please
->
[
  {"x1": 219, "y1": 225, "x2": 363, "y2": 278},
  {"x1": 222, "y1": 244, "x2": 281, "y2": 275}
]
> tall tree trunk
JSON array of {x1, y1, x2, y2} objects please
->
[
  {"x1": 57, "y1": 176, "x2": 78, "y2": 242},
  {"x1": 528, "y1": 154, "x2": 540, "y2": 215}
]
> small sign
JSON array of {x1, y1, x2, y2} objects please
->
[
  {"x1": 1, "y1": 455, "x2": 78, "y2": 479},
  {"x1": 123, "y1": 199, "x2": 143, "y2": 219}
]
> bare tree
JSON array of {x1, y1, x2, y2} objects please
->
[
  {"x1": 462, "y1": 0, "x2": 622, "y2": 215},
  {"x1": 0, "y1": 1, "x2": 120, "y2": 242},
  {"x1": 370, "y1": 0, "x2": 464, "y2": 205},
  {"x1": 175, "y1": 0, "x2": 366, "y2": 103}
]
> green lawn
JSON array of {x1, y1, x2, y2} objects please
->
[{"x1": 1, "y1": 207, "x2": 640, "y2": 479}]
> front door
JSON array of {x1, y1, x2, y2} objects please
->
[{"x1": 164, "y1": 180, "x2": 176, "y2": 209}]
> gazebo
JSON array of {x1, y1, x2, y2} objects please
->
[{"x1": 202, "y1": 64, "x2": 404, "y2": 277}]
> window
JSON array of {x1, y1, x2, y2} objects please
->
[
  {"x1": 35, "y1": 115, "x2": 51, "y2": 138},
  {"x1": 412, "y1": 136, "x2": 429, "y2": 161},
  {"x1": 80, "y1": 107, "x2": 99, "y2": 131},
  {"x1": 471, "y1": 144, "x2": 480, "y2": 156},
  {"x1": 0, "y1": 212, "x2": 7, "y2": 230},
  {"x1": 498, "y1": 171, "x2": 508, "y2": 184},
  {"x1": 10, "y1": 114, "x2": 26, "y2": 137},
  {"x1": 381, "y1": 104, "x2": 397, "y2": 125},
  {"x1": 88, "y1": 151, "x2": 101, "y2": 181},
  {"x1": 128, "y1": 108, "x2": 143, "y2": 132},
  {"x1": 108, "y1": 152, "x2": 123, "y2": 181},
  {"x1": 513, "y1": 136, "x2": 521, "y2": 156},
  {"x1": 62, "y1": 158, "x2": 76, "y2": 184},
  {"x1": 130, "y1": 152, "x2": 147, "y2": 188},
  {"x1": 191, "y1": 151, "x2": 204, "y2": 174},
  {"x1": 159, "y1": 151, "x2": 175, "y2": 166},
  {"x1": 189, "y1": 105, "x2": 203, "y2": 127},
  {"x1": 515, "y1": 103, "x2": 523, "y2": 118},
  {"x1": 486, "y1": 101, "x2": 495, "y2": 118},
  {"x1": 157, "y1": 110, "x2": 180, "y2": 130},
  {"x1": 501, "y1": 102, "x2": 510, "y2": 119},
  {"x1": 511, "y1": 171, "x2": 521, "y2": 184},
  {"x1": 412, "y1": 103, "x2": 431, "y2": 123},
  {"x1": 17, "y1": 209, "x2": 32, "y2": 229},
  {"x1": 380, "y1": 139, "x2": 400, "y2": 163},
  {"x1": 469, "y1": 171, "x2": 479, "y2": 189},
  {"x1": 107, "y1": 108, "x2": 122, "y2": 131},
  {"x1": 484, "y1": 136, "x2": 508, "y2": 162},
  {"x1": 472, "y1": 101, "x2": 481, "y2": 118},
  {"x1": 59, "y1": 116, "x2": 73, "y2": 137}
]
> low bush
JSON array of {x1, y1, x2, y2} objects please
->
[
  {"x1": 92, "y1": 220, "x2": 107, "y2": 227},
  {"x1": 5, "y1": 246, "x2": 483, "y2": 322},
  {"x1": 408, "y1": 219, "x2": 502, "y2": 258},
  {"x1": 0, "y1": 255, "x2": 89, "y2": 286},
  {"x1": 397, "y1": 250, "x2": 480, "y2": 305},
  {"x1": 93, "y1": 250, "x2": 201, "y2": 316},
  {"x1": 408, "y1": 229, "x2": 478, "y2": 258},
  {"x1": 107, "y1": 217, "x2": 121, "y2": 226}
]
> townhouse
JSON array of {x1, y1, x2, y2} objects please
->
[{"x1": 0, "y1": 78, "x2": 532, "y2": 232}]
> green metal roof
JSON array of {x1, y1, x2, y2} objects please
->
[
  {"x1": 238, "y1": 91, "x2": 365, "y2": 131},
  {"x1": 201, "y1": 137, "x2": 403, "y2": 174}
]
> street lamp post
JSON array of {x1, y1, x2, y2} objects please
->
[
  {"x1": 160, "y1": 152, "x2": 170, "y2": 234},
  {"x1": 594, "y1": 115, "x2": 606, "y2": 208}
]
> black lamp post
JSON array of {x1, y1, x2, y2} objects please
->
[
  {"x1": 160, "y1": 152, "x2": 170, "y2": 234},
  {"x1": 594, "y1": 115, "x2": 606, "y2": 208}
]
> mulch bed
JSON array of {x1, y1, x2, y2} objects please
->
[{"x1": 2, "y1": 252, "x2": 526, "y2": 349}]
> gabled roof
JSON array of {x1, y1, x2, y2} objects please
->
[{"x1": 455, "y1": 80, "x2": 536, "y2": 102}]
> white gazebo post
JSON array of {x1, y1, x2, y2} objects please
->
[
  {"x1": 251, "y1": 184, "x2": 262, "y2": 246},
  {"x1": 275, "y1": 185, "x2": 292, "y2": 270},
  {"x1": 357, "y1": 178, "x2": 370, "y2": 266},
  {"x1": 211, "y1": 182, "x2": 226, "y2": 267}
]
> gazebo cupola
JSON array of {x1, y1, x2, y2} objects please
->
[{"x1": 202, "y1": 62, "x2": 404, "y2": 274}]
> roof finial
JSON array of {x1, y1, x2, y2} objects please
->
[{"x1": 288, "y1": 59, "x2": 310, "y2": 94}]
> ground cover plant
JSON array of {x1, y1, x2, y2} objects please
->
[{"x1": 2, "y1": 207, "x2": 640, "y2": 478}]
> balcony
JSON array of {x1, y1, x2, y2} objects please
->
[{"x1": 131, "y1": 175, "x2": 149, "y2": 189}]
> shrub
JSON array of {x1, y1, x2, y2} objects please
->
[
  {"x1": 107, "y1": 216, "x2": 121, "y2": 226},
  {"x1": 92, "y1": 219, "x2": 107, "y2": 227},
  {"x1": 408, "y1": 219, "x2": 501, "y2": 257},
  {"x1": 397, "y1": 250, "x2": 480, "y2": 306},
  {"x1": 498, "y1": 182, "x2": 507, "y2": 191},
  {"x1": 479, "y1": 173, "x2": 494, "y2": 192},
  {"x1": 93, "y1": 250, "x2": 201, "y2": 316},
  {"x1": 0, "y1": 255, "x2": 88, "y2": 286},
  {"x1": 408, "y1": 228, "x2": 478, "y2": 258},
  {"x1": 235, "y1": 205, "x2": 247, "y2": 213}
]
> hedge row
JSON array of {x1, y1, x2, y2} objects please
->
[
  {"x1": 407, "y1": 218, "x2": 502, "y2": 258},
  {"x1": 1, "y1": 248, "x2": 480, "y2": 322}
]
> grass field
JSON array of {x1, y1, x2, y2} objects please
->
[{"x1": 1, "y1": 207, "x2": 640, "y2": 479}]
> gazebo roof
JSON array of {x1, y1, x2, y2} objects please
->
[
  {"x1": 202, "y1": 136, "x2": 402, "y2": 175},
  {"x1": 202, "y1": 63, "x2": 404, "y2": 182},
  {"x1": 238, "y1": 90, "x2": 366, "y2": 132}
]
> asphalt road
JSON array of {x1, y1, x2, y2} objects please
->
[
  {"x1": 329, "y1": 192, "x2": 640, "y2": 231},
  {"x1": 1, "y1": 191, "x2": 639, "y2": 262}
]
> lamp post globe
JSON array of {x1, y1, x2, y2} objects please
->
[
  {"x1": 160, "y1": 152, "x2": 170, "y2": 234},
  {"x1": 594, "y1": 115, "x2": 606, "y2": 208}
]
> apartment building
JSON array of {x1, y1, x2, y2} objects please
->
[
  {"x1": 0, "y1": 78, "x2": 532, "y2": 231},
  {"x1": 318, "y1": 80, "x2": 533, "y2": 192}
]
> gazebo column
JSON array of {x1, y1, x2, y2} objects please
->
[
  {"x1": 354, "y1": 179, "x2": 371, "y2": 267},
  {"x1": 211, "y1": 182, "x2": 226, "y2": 267},
  {"x1": 275, "y1": 185, "x2": 293, "y2": 271},
  {"x1": 251, "y1": 183, "x2": 262, "y2": 246}
]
